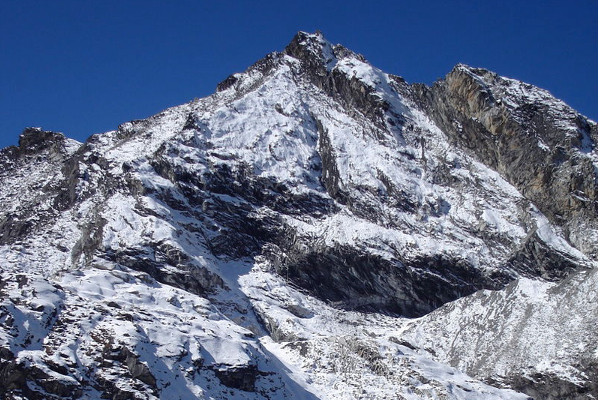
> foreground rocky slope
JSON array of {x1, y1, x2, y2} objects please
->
[{"x1": 0, "y1": 31, "x2": 596, "y2": 399}]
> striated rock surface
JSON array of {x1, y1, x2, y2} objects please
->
[
  {"x1": 414, "y1": 65, "x2": 597, "y2": 257},
  {"x1": 0, "y1": 31, "x2": 596, "y2": 399}
]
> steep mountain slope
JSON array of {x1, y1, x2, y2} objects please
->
[
  {"x1": 413, "y1": 64, "x2": 597, "y2": 257},
  {"x1": 0, "y1": 31, "x2": 596, "y2": 399},
  {"x1": 404, "y1": 267, "x2": 597, "y2": 399}
]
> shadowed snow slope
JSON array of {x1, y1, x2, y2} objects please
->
[{"x1": 0, "y1": 31, "x2": 596, "y2": 399}]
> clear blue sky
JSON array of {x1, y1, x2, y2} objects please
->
[{"x1": 1, "y1": 0, "x2": 597, "y2": 149}]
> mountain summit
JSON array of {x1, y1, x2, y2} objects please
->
[{"x1": 0, "y1": 31, "x2": 597, "y2": 400}]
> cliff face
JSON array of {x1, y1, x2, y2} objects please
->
[
  {"x1": 0, "y1": 32, "x2": 596, "y2": 400},
  {"x1": 414, "y1": 65, "x2": 597, "y2": 257}
]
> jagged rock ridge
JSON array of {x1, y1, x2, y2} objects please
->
[{"x1": 0, "y1": 31, "x2": 596, "y2": 399}]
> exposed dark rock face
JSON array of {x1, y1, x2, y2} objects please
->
[
  {"x1": 284, "y1": 32, "x2": 388, "y2": 129},
  {"x1": 94, "y1": 337, "x2": 159, "y2": 398},
  {"x1": 0, "y1": 357, "x2": 83, "y2": 400},
  {"x1": 505, "y1": 229, "x2": 586, "y2": 280},
  {"x1": 414, "y1": 65, "x2": 598, "y2": 257},
  {"x1": 120, "y1": 348, "x2": 157, "y2": 388},
  {"x1": 102, "y1": 245, "x2": 225, "y2": 296},
  {"x1": 212, "y1": 365, "x2": 260, "y2": 392},
  {"x1": 0, "y1": 128, "x2": 79, "y2": 245},
  {"x1": 496, "y1": 366, "x2": 598, "y2": 400},
  {"x1": 316, "y1": 119, "x2": 348, "y2": 204},
  {"x1": 264, "y1": 240, "x2": 512, "y2": 317},
  {"x1": 16, "y1": 127, "x2": 69, "y2": 155}
]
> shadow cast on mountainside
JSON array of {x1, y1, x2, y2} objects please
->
[{"x1": 256, "y1": 343, "x2": 321, "y2": 400}]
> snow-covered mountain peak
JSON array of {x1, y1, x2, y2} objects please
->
[
  {"x1": 0, "y1": 33, "x2": 596, "y2": 400},
  {"x1": 283, "y1": 31, "x2": 370, "y2": 72},
  {"x1": 284, "y1": 31, "x2": 337, "y2": 69}
]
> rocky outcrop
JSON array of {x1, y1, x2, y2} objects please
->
[
  {"x1": 263, "y1": 235, "x2": 514, "y2": 317},
  {"x1": 316, "y1": 119, "x2": 348, "y2": 204},
  {"x1": 16, "y1": 128, "x2": 70, "y2": 156},
  {"x1": 93, "y1": 336, "x2": 159, "y2": 398},
  {"x1": 284, "y1": 31, "x2": 388, "y2": 128},
  {"x1": 0, "y1": 356, "x2": 83, "y2": 400},
  {"x1": 212, "y1": 365, "x2": 260, "y2": 392},
  {"x1": 496, "y1": 363, "x2": 598, "y2": 400},
  {"x1": 505, "y1": 229, "x2": 586, "y2": 280},
  {"x1": 414, "y1": 65, "x2": 598, "y2": 257},
  {"x1": 0, "y1": 128, "x2": 81, "y2": 245},
  {"x1": 103, "y1": 245, "x2": 225, "y2": 296}
]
